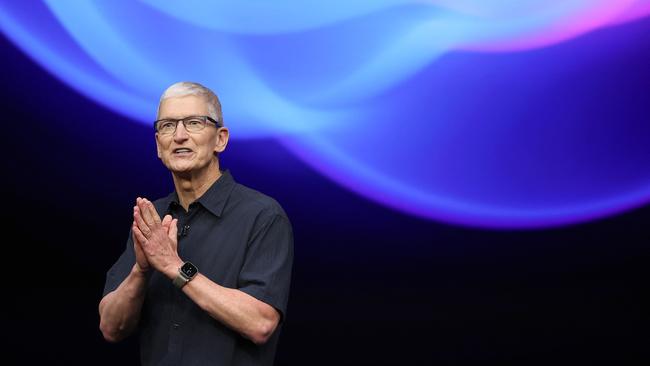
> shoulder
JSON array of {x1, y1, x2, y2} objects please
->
[
  {"x1": 229, "y1": 183, "x2": 293, "y2": 246},
  {"x1": 229, "y1": 182, "x2": 288, "y2": 220}
]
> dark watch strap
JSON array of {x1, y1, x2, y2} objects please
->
[{"x1": 173, "y1": 273, "x2": 190, "y2": 288}]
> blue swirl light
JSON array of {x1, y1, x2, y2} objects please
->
[{"x1": 1, "y1": 1, "x2": 649, "y2": 228}]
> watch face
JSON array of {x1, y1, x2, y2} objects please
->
[{"x1": 181, "y1": 262, "x2": 198, "y2": 278}]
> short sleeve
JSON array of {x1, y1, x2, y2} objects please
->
[
  {"x1": 237, "y1": 213, "x2": 294, "y2": 320},
  {"x1": 102, "y1": 230, "x2": 136, "y2": 297}
]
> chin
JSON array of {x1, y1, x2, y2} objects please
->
[
  {"x1": 170, "y1": 165, "x2": 196, "y2": 174},
  {"x1": 162, "y1": 160, "x2": 191, "y2": 173},
  {"x1": 164, "y1": 155, "x2": 211, "y2": 175}
]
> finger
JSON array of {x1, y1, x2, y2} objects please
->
[
  {"x1": 131, "y1": 222, "x2": 140, "y2": 245},
  {"x1": 132, "y1": 221, "x2": 148, "y2": 246},
  {"x1": 134, "y1": 206, "x2": 152, "y2": 238},
  {"x1": 146, "y1": 200, "x2": 162, "y2": 224},
  {"x1": 137, "y1": 198, "x2": 156, "y2": 227},
  {"x1": 133, "y1": 222, "x2": 149, "y2": 258}
]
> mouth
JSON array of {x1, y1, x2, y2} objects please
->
[{"x1": 172, "y1": 147, "x2": 194, "y2": 156}]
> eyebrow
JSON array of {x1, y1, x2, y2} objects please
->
[{"x1": 156, "y1": 115, "x2": 204, "y2": 120}]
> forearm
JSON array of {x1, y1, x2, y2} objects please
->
[
  {"x1": 99, "y1": 265, "x2": 149, "y2": 342},
  {"x1": 182, "y1": 274, "x2": 280, "y2": 345}
]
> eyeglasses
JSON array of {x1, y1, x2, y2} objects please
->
[{"x1": 154, "y1": 115, "x2": 221, "y2": 135}]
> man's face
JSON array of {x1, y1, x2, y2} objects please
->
[{"x1": 155, "y1": 95, "x2": 227, "y2": 175}]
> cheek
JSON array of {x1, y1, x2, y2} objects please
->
[
  {"x1": 197, "y1": 137, "x2": 218, "y2": 156},
  {"x1": 198, "y1": 148, "x2": 215, "y2": 161}
]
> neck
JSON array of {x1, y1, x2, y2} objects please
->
[{"x1": 171, "y1": 159, "x2": 222, "y2": 211}]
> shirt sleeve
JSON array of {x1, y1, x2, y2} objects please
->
[
  {"x1": 102, "y1": 229, "x2": 136, "y2": 297},
  {"x1": 237, "y1": 213, "x2": 294, "y2": 321}
]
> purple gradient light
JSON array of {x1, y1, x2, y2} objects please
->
[{"x1": 0, "y1": 1, "x2": 649, "y2": 228}]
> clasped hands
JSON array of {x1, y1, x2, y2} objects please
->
[{"x1": 132, "y1": 197, "x2": 183, "y2": 279}]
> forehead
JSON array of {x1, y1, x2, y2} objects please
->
[{"x1": 158, "y1": 95, "x2": 209, "y2": 119}]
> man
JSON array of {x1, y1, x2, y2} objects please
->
[{"x1": 99, "y1": 82, "x2": 293, "y2": 366}]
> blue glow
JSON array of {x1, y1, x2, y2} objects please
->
[{"x1": 1, "y1": 1, "x2": 649, "y2": 228}]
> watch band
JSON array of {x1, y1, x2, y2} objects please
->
[{"x1": 173, "y1": 273, "x2": 190, "y2": 288}]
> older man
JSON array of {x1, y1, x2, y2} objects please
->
[{"x1": 99, "y1": 82, "x2": 293, "y2": 366}]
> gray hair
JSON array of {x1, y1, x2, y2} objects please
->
[{"x1": 157, "y1": 81, "x2": 222, "y2": 123}]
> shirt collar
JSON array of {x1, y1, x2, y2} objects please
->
[{"x1": 163, "y1": 170, "x2": 236, "y2": 218}]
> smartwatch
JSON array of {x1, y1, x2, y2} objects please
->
[{"x1": 173, "y1": 261, "x2": 199, "y2": 289}]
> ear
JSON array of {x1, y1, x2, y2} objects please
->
[
  {"x1": 214, "y1": 127, "x2": 229, "y2": 154},
  {"x1": 155, "y1": 133, "x2": 162, "y2": 159}
]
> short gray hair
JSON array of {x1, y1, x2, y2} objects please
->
[{"x1": 157, "y1": 81, "x2": 222, "y2": 123}]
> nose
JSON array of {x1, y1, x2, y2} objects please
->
[{"x1": 173, "y1": 121, "x2": 190, "y2": 142}]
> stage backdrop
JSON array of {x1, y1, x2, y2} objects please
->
[{"x1": 1, "y1": 2, "x2": 649, "y2": 365}]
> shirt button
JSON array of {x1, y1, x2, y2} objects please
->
[{"x1": 172, "y1": 323, "x2": 180, "y2": 330}]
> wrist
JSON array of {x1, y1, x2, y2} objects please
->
[
  {"x1": 131, "y1": 263, "x2": 150, "y2": 277},
  {"x1": 164, "y1": 258, "x2": 184, "y2": 280}
]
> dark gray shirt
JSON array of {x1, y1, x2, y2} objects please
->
[{"x1": 103, "y1": 170, "x2": 294, "y2": 366}]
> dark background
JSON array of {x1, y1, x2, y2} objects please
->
[{"x1": 2, "y1": 27, "x2": 649, "y2": 365}]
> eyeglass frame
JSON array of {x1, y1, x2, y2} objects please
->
[{"x1": 153, "y1": 115, "x2": 222, "y2": 134}]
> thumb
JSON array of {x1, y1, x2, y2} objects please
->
[
  {"x1": 161, "y1": 214, "x2": 172, "y2": 231},
  {"x1": 168, "y1": 218, "x2": 179, "y2": 249}
]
